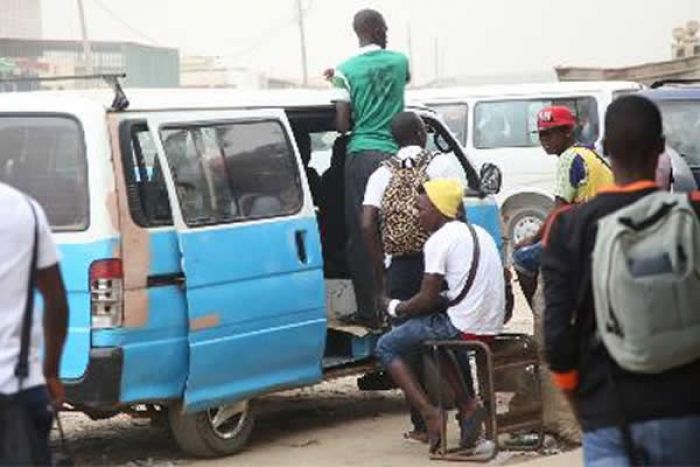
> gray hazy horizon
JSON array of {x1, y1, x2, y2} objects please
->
[{"x1": 42, "y1": 0, "x2": 700, "y2": 85}]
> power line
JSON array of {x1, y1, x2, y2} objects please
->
[{"x1": 91, "y1": 0, "x2": 161, "y2": 46}]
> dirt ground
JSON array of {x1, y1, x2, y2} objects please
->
[{"x1": 54, "y1": 292, "x2": 581, "y2": 466}]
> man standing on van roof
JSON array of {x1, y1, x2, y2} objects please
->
[
  {"x1": 541, "y1": 95, "x2": 700, "y2": 466},
  {"x1": 327, "y1": 8, "x2": 410, "y2": 327},
  {"x1": 0, "y1": 183, "x2": 68, "y2": 464},
  {"x1": 512, "y1": 105, "x2": 612, "y2": 305}
]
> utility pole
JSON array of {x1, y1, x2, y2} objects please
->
[
  {"x1": 433, "y1": 37, "x2": 439, "y2": 82},
  {"x1": 296, "y1": 0, "x2": 309, "y2": 86},
  {"x1": 76, "y1": 0, "x2": 94, "y2": 75},
  {"x1": 407, "y1": 24, "x2": 414, "y2": 82}
]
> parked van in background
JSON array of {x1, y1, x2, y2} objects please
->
[
  {"x1": 409, "y1": 81, "x2": 642, "y2": 251},
  {"x1": 0, "y1": 86, "x2": 504, "y2": 458}
]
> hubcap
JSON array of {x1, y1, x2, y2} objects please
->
[
  {"x1": 207, "y1": 401, "x2": 249, "y2": 440},
  {"x1": 512, "y1": 215, "x2": 544, "y2": 245}
]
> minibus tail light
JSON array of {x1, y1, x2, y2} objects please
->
[{"x1": 89, "y1": 259, "x2": 124, "y2": 329}]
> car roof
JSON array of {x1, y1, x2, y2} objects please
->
[
  {"x1": 0, "y1": 87, "x2": 431, "y2": 114},
  {"x1": 408, "y1": 81, "x2": 642, "y2": 101},
  {"x1": 640, "y1": 86, "x2": 700, "y2": 101}
]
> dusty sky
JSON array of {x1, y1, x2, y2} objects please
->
[{"x1": 42, "y1": 0, "x2": 700, "y2": 85}]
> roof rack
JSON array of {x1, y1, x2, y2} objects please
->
[
  {"x1": 650, "y1": 78, "x2": 700, "y2": 89},
  {"x1": 0, "y1": 73, "x2": 129, "y2": 110}
]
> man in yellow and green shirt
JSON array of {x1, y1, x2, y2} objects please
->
[{"x1": 513, "y1": 106, "x2": 613, "y2": 304}]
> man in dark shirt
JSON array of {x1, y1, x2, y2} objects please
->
[{"x1": 541, "y1": 95, "x2": 700, "y2": 466}]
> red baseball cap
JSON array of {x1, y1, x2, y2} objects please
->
[{"x1": 537, "y1": 106, "x2": 576, "y2": 131}]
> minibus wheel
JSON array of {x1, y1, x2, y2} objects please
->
[
  {"x1": 504, "y1": 205, "x2": 549, "y2": 256},
  {"x1": 168, "y1": 399, "x2": 256, "y2": 457}
]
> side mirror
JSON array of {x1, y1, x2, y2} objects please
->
[
  {"x1": 479, "y1": 162, "x2": 502, "y2": 195},
  {"x1": 433, "y1": 131, "x2": 451, "y2": 153}
]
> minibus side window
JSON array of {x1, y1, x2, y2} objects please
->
[
  {"x1": 427, "y1": 103, "x2": 468, "y2": 146},
  {"x1": 474, "y1": 96, "x2": 599, "y2": 149},
  {"x1": 119, "y1": 121, "x2": 174, "y2": 227},
  {"x1": 0, "y1": 115, "x2": 88, "y2": 231},
  {"x1": 159, "y1": 120, "x2": 303, "y2": 227}
]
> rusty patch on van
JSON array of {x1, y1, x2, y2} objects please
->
[
  {"x1": 108, "y1": 116, "x2": 151, "y2": 328},
  {"x1": 190, "y1": 313, "x2": 221, "y2": 331}
]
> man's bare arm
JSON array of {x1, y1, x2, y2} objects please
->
[
  {"x1": 335, "y1": 101, "x2": 352, "y2": 134},
  {"x1": 394, "y1": 274, "x2": 444, "y2": 318},
  {"x1": 37, "y1": 264, "x2": 68, "y2": 403}
]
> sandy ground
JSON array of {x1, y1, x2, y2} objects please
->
[{"x1": 54, "y1": 291, "x2": 582, "y2": 466}]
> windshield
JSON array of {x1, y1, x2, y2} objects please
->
[
  {"x1": 0, "y1": 116, "x2": 89, "y2": 231},
  {"x1": 656, "y1": 100, "x2": 700, "y2": 167}
]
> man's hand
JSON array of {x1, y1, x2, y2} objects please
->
[
  {"x1": 514, "y1": 236, "x2": 535, "y2": 250},
  {"x1": 323, "y1": 68, "x2": 335, "y2": 81},
  {"x1": 46, "y1": 376, "x2": 66, "y2": 408}
]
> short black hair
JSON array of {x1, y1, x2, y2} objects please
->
[
  {"x1": 353, "y1": 9, "x2": 385, "y2": 36},
  {"x1": 391, "y1": 111, "x2": 423, "y2": 147},
  {"x1": 604, "y1": 95, "x2": 664, "y2": 166}
]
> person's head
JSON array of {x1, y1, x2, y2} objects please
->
[
  {"x1": 294, "y1": 130, "x2": 312, "y2": 166},
  {"x1": 603, "y1": 95, "x2": 665, "y2": 183},
  {"x1": 353, "y1": 9, "x2": 387, "y2": 48},
  {"x1": 418, "y1": 178, "x2": 464, "y2": 232},
  {"x1": 391, "y1": 111, "x2": 427, "y2": 149},
  {"x1": 537, "y1": 106, "x2": 576, "y2": 156}
]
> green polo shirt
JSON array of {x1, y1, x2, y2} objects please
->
[{"x1": 332, "y1": 46, "x2": 409, "y2": 155}]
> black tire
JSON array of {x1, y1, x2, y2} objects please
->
[
  {"x1": 503, "y1": 205, "x2": 550, "y2": 260},
  {"x1": 168, "y1": 399, "x2": 256, "y2": 458}
]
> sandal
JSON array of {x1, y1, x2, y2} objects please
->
[{"x1": 459, "y1": 406, "x2": 486, "y2": 449}]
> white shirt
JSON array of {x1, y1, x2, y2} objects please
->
[
  {"x1": 424, "y1": 221, "x2": 505, "y2": 335},
  {"x1": 0, "y1": 183, "x2": 59, "y2": 394},
  {"x1": 363, "y1": 146, "x2": 460, "y2": 208}
]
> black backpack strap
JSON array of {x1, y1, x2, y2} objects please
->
[
  {"x1": 447, "y1": 222, "x2": 480, "y2": 307},
  {"x1": 14, "y1": 198, "x2": 39, "y2": 388}
]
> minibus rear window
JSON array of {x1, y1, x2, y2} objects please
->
[{"x1": 0, "y1": 115, "x2": 89, "y2": 231}]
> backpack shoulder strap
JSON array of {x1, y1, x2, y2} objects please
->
[
  {"x1": 14, "y1": 198, "x2": 39, "y2": 387},
  {"x1": 447, "y1": 222, "x2": 481, "y2": 307}
]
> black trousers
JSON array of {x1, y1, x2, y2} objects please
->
[
  {"x1": 344, "y1": 150, "x2": 393, "y2": 323},
  {"x1": 0, "y1": 386, "x2": 53, "y2": 466},
  {"x1": 387, "y1": 255, "x2": 428, "y2": 432}
]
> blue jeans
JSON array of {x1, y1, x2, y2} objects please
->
[
  {"x1": 583, "y1": 415, "x2": 700, "y2": 467},
  {"x1": 376, "y1": 313, "x2": 460, "y2": 368},
  {"x1": 512, "y1": 241, "x2": 543, "y2": 276}
]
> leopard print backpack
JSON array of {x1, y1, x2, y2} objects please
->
[{"x1": 380, "y1": 151, "x2": 435, "y2": 256}]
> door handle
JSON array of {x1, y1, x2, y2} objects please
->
[{"x1": 295, "y1": 230, "x2": 308, "y2": 264}]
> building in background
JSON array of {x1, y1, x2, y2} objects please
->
[
  {"x1": 0, "y1": 38, "x2": 179, "y2": 90},
  {"x1": 180, "y1": 55, "x2": 305, "y2": 89},
  {"x1": 556, "y1": 20, "x2": 700, "y2": 86},
  {"x1": 0, "y1": 0, "x2": 42, "y2": 40}
]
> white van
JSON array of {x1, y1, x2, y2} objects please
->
[{"x1": 409, "y1": 81, "x2": 642, "y2": 249}]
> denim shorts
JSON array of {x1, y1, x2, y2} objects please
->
[
  {"x1": 512, "y1": 241, "x2": 543, "y2": 276},
  {"x1": 375, "y1": 313, "x2": 461, "y2": 368}
]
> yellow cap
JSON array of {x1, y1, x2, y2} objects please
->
[{"x1": 423, "y1": 178, "x2": 464, "y2": 219}]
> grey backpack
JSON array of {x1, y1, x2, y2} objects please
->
[{"x1": 592, "y1": 191, "x2": 700, "y2": 373}]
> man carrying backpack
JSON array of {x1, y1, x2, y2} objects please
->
[
  {"x1": 541, "y1": 95, "x2": 700, "y2": 466},
  {"x1": 360, "y1": 111, "x2": 462, "y2": 442}
]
